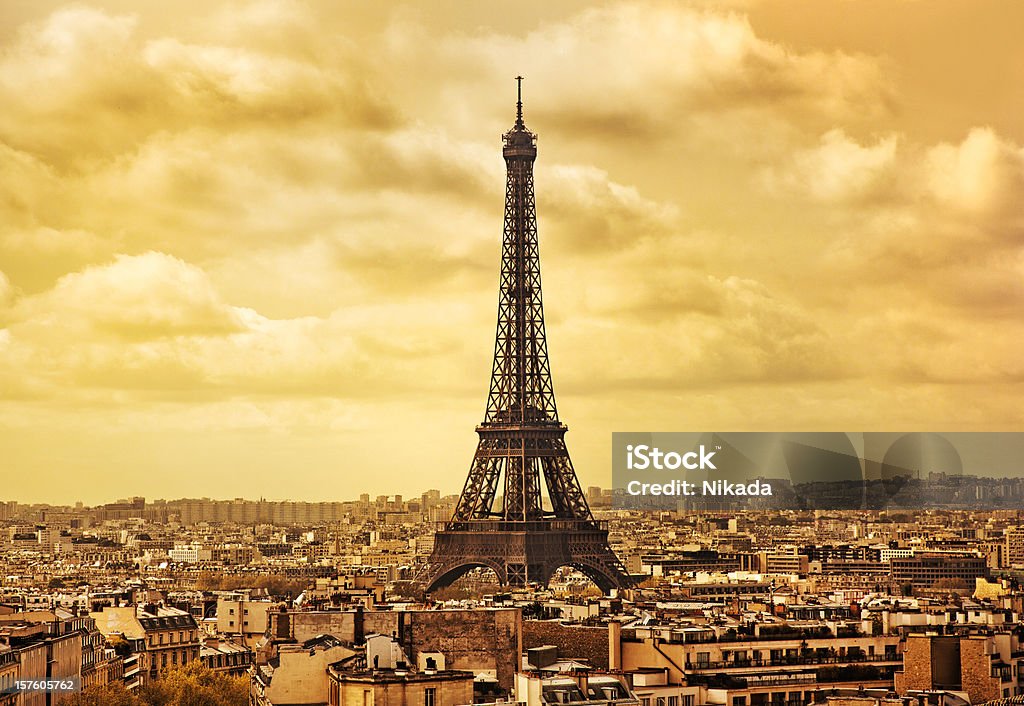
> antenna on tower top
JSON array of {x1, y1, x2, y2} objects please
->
[{"x1": 515, "y1": 75, "x2": 524, "y2": 129}]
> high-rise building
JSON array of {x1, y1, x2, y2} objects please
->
[{"x1": 1004, "y1": 526, "x2": 1024, "y2": 567}]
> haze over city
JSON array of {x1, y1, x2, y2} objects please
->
[{"x1": 1, "y1": 0, "x2": 1023, "y2": 504}]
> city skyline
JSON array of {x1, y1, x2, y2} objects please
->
[{"x1": 1, "y1": 1, "x2": 1023, "y2": 504}]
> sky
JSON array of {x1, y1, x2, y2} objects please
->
[{"x1": 0, "y1": 0, "x2": 1022, "y2": 505}]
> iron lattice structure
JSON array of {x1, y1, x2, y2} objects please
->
[{"x1": 420, "y1": 79, "x2": 632, "y2": 593}]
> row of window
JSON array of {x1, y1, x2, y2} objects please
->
[
  {"x1": 148, "y1": 630, "x2": 197, "y2": 647},
  {"x1": 688, "y1": 644, "x2": 896, "y2": 665},
  {"x1": 638, "y1": 695, "x2": 691, "y2": 706},
  {"x1": 156, "y1": 648, "x2": 198, "y2": 669},
  {"x1": 732, "y1": 690, "x2": 827, "y2": 705}
]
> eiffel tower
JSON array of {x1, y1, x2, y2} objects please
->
[{"x1": 420, "y1": 78, "x2": 632, "y2": 594}]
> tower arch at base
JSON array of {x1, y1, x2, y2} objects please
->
[
  {"x1": 534, "y1": 561, "x2": 622, "y2": 595},
  {"x1": 423, "y1": 560, "x2": 507, "y2": 594}
]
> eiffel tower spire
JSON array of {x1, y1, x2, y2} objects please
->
[
  {"x1": 484, "y1": 73, "x2": 556, "y2": 428},
  {"x1": 514, "y1": 75, "x2": 525, "y2": 130},
  {"x1": 419, "y1": 79, "x2": 632, "y2": 593}
]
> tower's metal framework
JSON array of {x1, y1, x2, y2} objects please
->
[{"x1": 420, "y1": 79, "x2": 632, "y2": 593}]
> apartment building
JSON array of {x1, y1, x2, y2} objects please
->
[
  {"x1": 92, "y1": 604, "x2": 199, "y2": 685},
  {"x1": 895, "y1": 631, "x2": 1024, "y2": 703}
]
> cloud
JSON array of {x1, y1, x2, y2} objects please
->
[
  {"x1": 761, "y1": 128, "x2": 899, "y2": 202},
  {"x1": 822, "y1": 129, "x2": 1024, "y2": 282},
  {"x1": 0, "y1": 249, "x2": 495, "y2": 404},
  {"x1": 14, "y1": 252, "x2": 244, "y2": 339},
  {"x1": 0, "y1": 270, "x2": 13, "y2": 313},
  {"x1": 925, "y1": 127, "x2": 1024, "y2": 221},
  {"x1": 436, "y1": 3, "x2": 892, "y2": 139},
  {"x1": 0, "y1": 142, "x2": 59, "y2": 229},
  {"x1": 543, "y1": 165, "x2": 680, "y2": 253},
  {"x1": 544, "y1": 242, "x2": 847, "y2": 392},
  {"x1": 0, "y1": 5, "x2": 398, "y2": 166}
]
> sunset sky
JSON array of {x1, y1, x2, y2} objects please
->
[{"x1": 1, "y1": 1, "x2": 1022, "y2": 505}]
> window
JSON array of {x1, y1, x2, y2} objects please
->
[
  {"x1": 363, "y1": 689, "x2": 373, "y2": 706},
  {"x1": 424, "y1": 688, "x2": 436, "y2": 706},
  {"x1": 668, "y1": 697, "x2": 679, "y2": 706},
  {"x1": 657, "y1": 698, "x2": 666, "y2": 706},
  {"x1": 696, "y1": 652, "x2": 710, "y2": 667}
]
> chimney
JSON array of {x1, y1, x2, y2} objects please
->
[
  {"x1": 575, "y1": 673, "x2": 589, "y2": 698},
  {"x1": 354, "y1": 605, "x2": 364, "y2": 644},
  {"x1": 609, "y1": 621, "x2": 622, "y2": 671}
]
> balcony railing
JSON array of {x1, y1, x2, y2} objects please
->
[
  {"x1": 684, "y1": 654, "x2": 901, "y2": 671},
  {"x1": 688, "y1": 673, "x2": 818, "y2": 689},
  {"x1": 688, "y1": 672, "x2": 892, "y2": 690}
]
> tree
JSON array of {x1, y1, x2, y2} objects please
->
[
  {"x1": 64, "y1": 683, "x2": 137, "y2": 706},
  {"x1": 194, "y1": 572, "x2": 225, "y2": 591},
  {"x1": 521, "y1": 602, "x2": 545, "y2": 619},
  {"x1": 933, "y1": 578, "x2": 969, "y2": 593},
  {"x1": 137, "y1": 662, "x2": 248, "y2": 706},
  {"x1": 390, "y1": 581, "x2": 425, "y2": 602},
  {"x1": 110, "y1": 637, "x2": 133, "y2": 658},
  {"x1": 65, "y1": 663, "x2": 248, "y2": 706}
]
